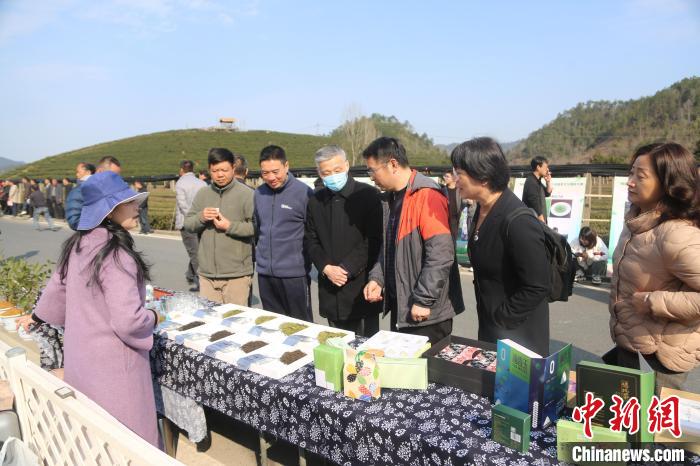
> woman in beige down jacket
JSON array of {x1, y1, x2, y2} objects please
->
[{"x1": 610, "y1": 142, "x2": 700, "y2": 393}]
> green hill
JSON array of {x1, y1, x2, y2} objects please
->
[
  {"x1": 3, "y1": 115, "x2": 451, "y2": 179},
  {"x1": 508, "y1": 77, "x2": 700, "y2": 164},
  {"x1": 3, "y1": 129, "x2": 335, "y2": 179}
]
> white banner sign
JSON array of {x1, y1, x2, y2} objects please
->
[
  {"x1": 514, "y1": 177, "x2": 587, "y2": 241},
  {"x1": 608, "y1": 176, "x2": 630, "y2": 264}
]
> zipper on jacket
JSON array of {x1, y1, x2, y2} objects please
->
[
  {"x1": 393, "y1": 211, "x2": 401, "y2": 330},
  {"x1": 612, "y1": 235, "x2": 633, "y2": 338},
  {"x1": 214, "y1": 192, "x2": 223, "y2": 276},
  {"x1": 269, "y1": 191, "x2": 275, "y2": 276},
  {"x1": 393, "y1": 188, "x2": 409, "y2": 330}
]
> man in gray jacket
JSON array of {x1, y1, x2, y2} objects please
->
[
  {"x1": 176, "y1": 160, "x2": 207, "y2": 291},
  {"x1": 363, "y1": 137, "x2": 464, "y2": 344},
  {"x1": 185, "y1": 148, "x2": 255, "y2": 304}
]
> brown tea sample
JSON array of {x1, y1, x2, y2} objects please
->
[
  {"x1": 241, "y1": 340, "x2": 268, "y2": 353},
  {"x1": 209, "y1": 330, "x2": 233, "y2": 342},
  {"x1": 280, "y1": 350, "x2": 306, "y2": 365},
  {"x1": 177, "y1": 321, "x2": 204, "y2": 332}
]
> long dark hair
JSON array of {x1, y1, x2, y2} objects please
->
[
  {"x1": 631, "y1": 142, "x2": 700, "y2": 227},
  {"x1": 58, "y1": 220, "x2": 151, "y2": 291},
  {"x1": 578, "y1": 226, "x2": 598, "y2": 248}
]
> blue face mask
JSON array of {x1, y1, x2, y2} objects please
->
[{"x1": 322, "y1": 171, "x2": 348, "y2": 192}]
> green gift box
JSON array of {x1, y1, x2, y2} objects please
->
[
  {"x1": 377, "y1": 357, "x2": 428, "y2": 390},
  {"x1": 491, "y1": 403, "x2": 531, "y2": 453},
  {"x1": 314, "y1": 343, "x2": 344, "y2": 392},
  {"x1": 556, "y1": 419, "x2": 627, "y2": 466}
]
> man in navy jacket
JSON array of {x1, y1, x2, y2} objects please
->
[{"x1": 254, "y1": 145, "x2": 314, "y2": 321}]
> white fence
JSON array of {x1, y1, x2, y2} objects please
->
[{"x1": 0, "y1": 343, "x2": 181, "y2": 466}]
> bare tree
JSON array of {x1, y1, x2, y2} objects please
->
[{"x1": 339, "y1": 105, "x2": 378, "y2": 166}]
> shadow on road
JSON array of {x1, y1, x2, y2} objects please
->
[
  {"x1": 7, "y1": 250, "x2": 39, "y2": 261},
  {"x1": 571, "y1": 283, "x2": 611, "y2": 304},
  {"x1": 551, "y1": 339, "x2": 605, "y2": 365}
]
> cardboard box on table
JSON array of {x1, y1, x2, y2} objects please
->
[
  {"x1": 577, "y1": 348, "x2": 655, "y2": 444},
  {"x1": 376, "y1": 357, "x2": 428, "y2": 390},
  {"x1": 423, "y1": 335, "x2": 497, "y2": 399},
  {"x1": 556, "y1": 419, "x2": 628, "y2": 466},
  {"x1": 655, "y1": 387, "x2": 700, "y2": 456},
  {"x1": 343, "y1": 348, "x2": 381, "y2": 401},
  {"x1": 358, "y1": 330, "x2": 429, "y2": 390},
  {"x1": 491, "y1": 403, "x2": 531, "y2": 453},
  {"x1": 315, "y1": 344, "x2": 428, "y2": 393},
  {"x1": 314, "y1": 343, "x2": 344, "y2": 392},
  {"x1": 494, "y1": 339, "x2": 572, "y2": 429}
]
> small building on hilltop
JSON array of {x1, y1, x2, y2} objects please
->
[{"x1": 219, "y1": 117, "x2": 237, "y2": 130}]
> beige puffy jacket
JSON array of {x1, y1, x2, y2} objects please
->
[{"x1": 610, "y1": 208, "x2": 700, "y2": 372}]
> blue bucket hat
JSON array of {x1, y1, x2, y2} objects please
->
[{"x1": 77, "y1": 171, "x2": 148, "y2": 230}]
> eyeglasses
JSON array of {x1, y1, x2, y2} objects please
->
[{"x1": 366, "y1": 162, "x2": 389, "y2": 176}]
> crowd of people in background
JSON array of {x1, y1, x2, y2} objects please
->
[
  {"x1": 7, "y1": 136, "x2": 700, "y2": 447},
  {"x1": 0, "y1": 176, "x2": 72, "y2": 230}
]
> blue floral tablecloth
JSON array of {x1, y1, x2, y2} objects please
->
[{"x1": 151, "y1": 335, "x2": 562, "y2": 466}]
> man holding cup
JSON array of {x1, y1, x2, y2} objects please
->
[{"x1": 185, "y1": 148, "x2": 255, "y2": 304}]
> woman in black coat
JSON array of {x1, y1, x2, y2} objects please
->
[{"x1": 451, "y1": 137, "x2": 551, "y2": 356}]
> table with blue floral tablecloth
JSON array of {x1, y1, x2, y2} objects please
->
[{"x1": 151, "y1": 334, "x2": 562, "y2": 466}]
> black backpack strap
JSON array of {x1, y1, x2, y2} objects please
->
[{"x1": 503, "y1": 207, "x2": 536, "y2": 239}]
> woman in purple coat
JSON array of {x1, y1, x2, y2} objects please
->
[{"x1": 31, "y1": 171, "x2": 160, "y2": 447}]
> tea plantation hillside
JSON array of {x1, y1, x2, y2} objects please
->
[{"x1": 3, "y1": 126, "x2": 450, "y2": 179}]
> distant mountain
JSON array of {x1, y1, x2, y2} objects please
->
[
  {"x1": 437, "y1": 140, "x2": 522, "y2": 155},
  {"x1": 509, "y1": 77, "x2": 700, "y2": 164},
  {"x1": 330, "y1": 113, "x2": 449, "y2": 167},
  {"x1": 500, "y1": 140, "x2": 522, "y2": 152},
  {"x1": 0, "y1": 157, "x2": 23, "y2": 173},
  {"x1": 436, "y1": 143, "x2": 458, "y2": 154}
]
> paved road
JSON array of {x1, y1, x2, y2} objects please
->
[{"x1": 1, "y1": 215, "x2": 697, "y2": 392}]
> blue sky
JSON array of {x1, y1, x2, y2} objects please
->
[{"x1": 1, "y1": 0, "x2": 699, "y2": 162}]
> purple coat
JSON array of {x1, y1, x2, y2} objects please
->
[{"x1": 34, "y1": 228, "x2": 159, "y2": 447}]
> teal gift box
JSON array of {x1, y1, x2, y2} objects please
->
[{"x1": 314, "y1": 343, "x2": 344, "y2": 392}]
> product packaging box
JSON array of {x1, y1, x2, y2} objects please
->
[
  {"x1": 494, "y1": 339, "x2": 572, "y2": 429},
  {"x1": 343, "y1": 348, "x2": 381, "y2": 401},
  {"x1": 655, "y1": 387, "x2": 700, "y2": 456},
  {"x1": 423, "y1": 335, "x2": 497, "y2": 399},
  {"x1": 313, "y1": 343, "x2": 344, "y2": 392},
  {"x1": 491, "y1": 403, "x2": 531, "y2": 453},
  {"x1": 556, "y1": 419, "x2": 627, "y2": 466},
  {"x1": 577, "y1": 352, "x2": 655, "y2": 444},
  {"x1": 376, "y1": 357, "x2": 428, "y2": 390}
]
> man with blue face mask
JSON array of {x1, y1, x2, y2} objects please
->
[{"x1": 304, "y1": 145, "x2": 383, "y2": 335}]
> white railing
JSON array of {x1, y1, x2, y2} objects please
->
[
  {"x1": 0, "y1": 339, "x2": 11, "y2": 381},
  {"x1": 2, "y1": 347, "x2": 182, "y2": 466}
]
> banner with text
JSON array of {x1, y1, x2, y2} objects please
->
[
  {"x1": 514, "y1": 177, "x2": 587, "y2": 241},
  {"x1": 608, "y1": 176, "x2": 630, "y2": 269}
]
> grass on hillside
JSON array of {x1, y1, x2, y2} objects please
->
[{"x1": 4, "y1": 129, "x2": 450, "y2": 179}]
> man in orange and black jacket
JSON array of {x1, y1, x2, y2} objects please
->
[{"x1": 362, "y1": 137, "x2": 464, "y2": 344}]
